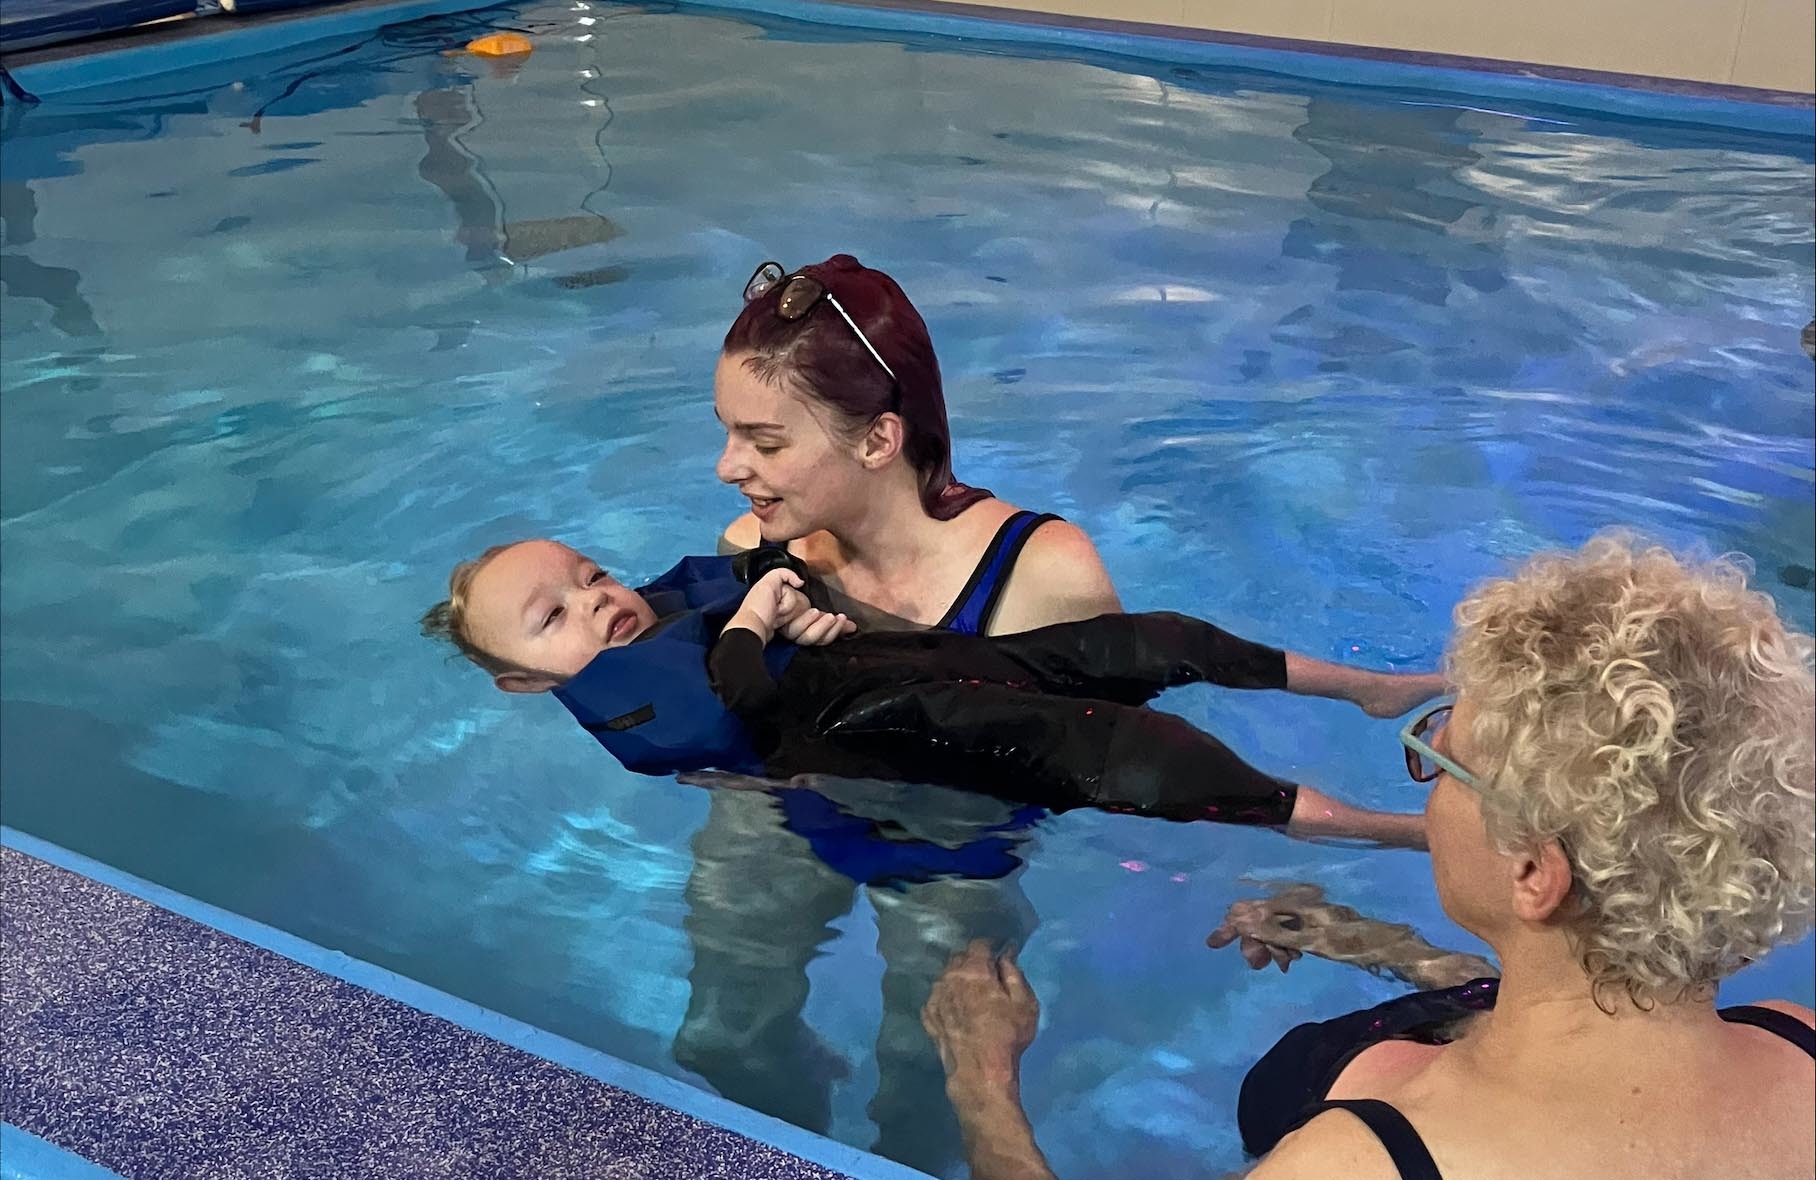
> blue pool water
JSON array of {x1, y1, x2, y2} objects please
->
[{"x1": 2, "y1": 4, "x2": 1812, "y2": 1176}]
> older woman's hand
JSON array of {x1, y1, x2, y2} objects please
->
[
  {"x1": 1207, "y1": 887, "x2": 1318, "y2": 973},
  {"x1": 923, "y1": 940, "x2": 1040, "y2": 1088},
  {"x1": 1209, "y1": 883, "x2": 1501, "y2": 990}
]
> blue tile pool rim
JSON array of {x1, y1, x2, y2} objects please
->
[
  {"x1": 0, "y1": 825, "x2": 933, "y2": 1180},
  {"x1": 0, "y1": 1124, "x2": 127, "y2": 1180},
  {"x1": 4, "y1": 0, "x2": 1811, "y2": 136}
]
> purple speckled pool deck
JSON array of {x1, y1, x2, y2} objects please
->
[{"x1": 1, "y1": 847, "x2": 855, "y2": 1179}]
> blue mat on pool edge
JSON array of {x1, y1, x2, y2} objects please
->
[
  {"x1": 0, "y1": 0, "x2": 195, "y2": 52},
  {"x1": 0, "y1": 0, "x2": 372, "y2": 55}
]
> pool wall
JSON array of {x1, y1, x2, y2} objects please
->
[
  {"x1": 0, "y1": 829, "x2": 931, "y2": 1180},
  {"x1": 851, "y1": 0, "x2": 1816, "y2": 93},
  {"x1": 1, "y1": 1, "x2": 1809, "y2": 1177}
]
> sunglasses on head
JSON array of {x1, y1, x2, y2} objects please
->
[{"x1": 743, "y1": 261, "x2": 900, "y2": 392}]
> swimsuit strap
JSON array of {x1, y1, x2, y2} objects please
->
[
  {"x1": 936, "y1": 510, "x2": 1063, "y2": 636},
  {"x1": 1719, "y1": 1004, "x2": 1816, "y2": 1057},
  {"x1": 1294, "y1": 1007, "x2": 1812, "y2": 1178},
  {"x1": 1299, "y1": 1099, "x2": 1442, "y2": 1180}
]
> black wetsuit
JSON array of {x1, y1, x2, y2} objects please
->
[
  {"x1": 556, "y1": 529, "x2": 1300, "y2": 828},
  {"x1": 709, "y1": 608, "x2": 1297, "y2": 826},
  {"x1": 1239, "y1": 977, "x2": 1816, "y2": 1177}
]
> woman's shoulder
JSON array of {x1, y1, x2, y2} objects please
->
[
  {"x1": 987, "y1": 507, "x2": 1121, "y2": 633},
  {"x1": 718, "y1": 512, "x2": 763, "y2": 554},
  {"x1": 1246, "y1": 1105, "x2": 1407, "y2": 1180},
  {"x1": 1742, "y1": 999, "x2": 1815, "y2": 1027},
  {"x1": 718, "y1": 513, "x2": 843, "y2": 572},
  {"x1": 1325, "y1": 1038, "x2": 1450, "y2": 1102}
]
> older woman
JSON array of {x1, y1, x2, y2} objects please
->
[{"x1": 924, "y1": 533, "x2": 1815, "y2": 1180}]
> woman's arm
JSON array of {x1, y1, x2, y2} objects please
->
[
  {"x1": 990, "y1": 520, "x2": 1121, "y2": 634},
  {"x1": 923, "y1": 942, "x2": 1059, "y2": 1180},
  {"x1": 1208, "y1": 884, "x2": 1500, "y2": 991}
]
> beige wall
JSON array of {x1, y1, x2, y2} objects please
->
[{"x1": 959, "y1": 0, "x2": 1816, "y2": 92}]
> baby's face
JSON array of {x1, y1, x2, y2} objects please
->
[{"x1": 465, "y1": 540, "x2": 658, "y2": 687}]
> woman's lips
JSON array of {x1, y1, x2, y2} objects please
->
[{"x1": 750, "y1": 495, "x2": 781, "y2": 522}]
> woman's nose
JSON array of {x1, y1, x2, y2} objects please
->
[{"x1": 716, "y1": 440, "x2": 747, "y2": 485}]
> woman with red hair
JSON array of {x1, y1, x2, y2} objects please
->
[{"x1": 679, "y1": 254, "x2": 1440, "y2": 1171}]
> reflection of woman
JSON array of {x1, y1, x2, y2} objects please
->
[
  {"x1": 925, "y1": 533, "x2": 1815, "y2": 1180},
  {"x1": 678, "y1": 254, "x2": 1440, "y2": 1172}
]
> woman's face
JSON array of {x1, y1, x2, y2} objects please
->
[
  {"x1": 1425, "y1": 695, "x2": 1506, "y2": 938},
  {"x1": 714, "y1": 350, "x2": 871, "y2": 543}
]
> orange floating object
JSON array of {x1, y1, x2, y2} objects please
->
[{"x1": 464, "y1": 32, "x2": 533, "y2": 57}]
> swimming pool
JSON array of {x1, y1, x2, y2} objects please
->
[{"x1": 2, "y1": 3, "x2": 1811, "y2": 1176}]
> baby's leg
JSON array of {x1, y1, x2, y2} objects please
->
[
  {"x1": 989, "y1": 611, "x2": 1288, "y2": 704},
  {"x1": 817, "y1": 682, "x2": 1426, "y2": 848},
  {"x1": 1281, "y1": 655, "x2": 1449, "y2": 719},
  {"x1": 991, "y1": 612, "x2": 1444, "y2": 719}
]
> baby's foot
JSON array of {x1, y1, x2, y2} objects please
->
[{"x1": 1362, "y1": 671, "x2": 1450, "y2": 719}]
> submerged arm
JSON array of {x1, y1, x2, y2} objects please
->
[
  {"x1": 1208, "y1": 883, "x2": 1499, "y2": 991},
  {"x1": 924, "y1": 943, "x2": 1060, "y2": 1180}
]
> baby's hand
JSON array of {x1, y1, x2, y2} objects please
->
[
  {"x1": 780, "y1": 606, "x2": 855, "y2": 646},
  {"x1": 740, "y1": 567, "x2": 809, "y2": 631}
]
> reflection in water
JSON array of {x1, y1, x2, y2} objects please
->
[
  {"x1": 413, "y1": 69, "x2": 625, "y2": 291},
  {"x1": 680, "y1": 784, "x2": 1037, "y2": 1175},
  {"x1": 0, "y1": 180, "x2": 101, "y2": 337},
  {"x1": 1283, "y1": 98, "x2": 1502, "y2": 308}
]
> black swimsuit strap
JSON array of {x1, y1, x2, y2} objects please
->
[
  {"x1": 1297, "y1": 1009, "x2": 1811, "y2": 1180},
  {"x1": 1720, "y1": 1004, "x2": 1816, "y2": 1057},
  {"x1": 1302, "y1": 1099, "x2": 1442, "y2": 1180}
]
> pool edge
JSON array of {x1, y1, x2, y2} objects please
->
[
  {"x1": 0, "y1": 825, "x2": 934, "y2": 1180},
  {"x1": 684, "y1": 0, "x2": 1815, "y2": 134},
  {"x1": 0, "y1": 1125, "x2": 127, "y2": 1180},
  {"x1": 5, "y1": 0, "x2": 1811, "y2": 136},
  {"x1": 2, "y1": 0, "x2": 513, "y2": 94}
]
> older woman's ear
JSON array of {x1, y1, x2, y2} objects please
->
[{"x1": 1508, "y1": 840, "x2": 1574, "y2": 924}]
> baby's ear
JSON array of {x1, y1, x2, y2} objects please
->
[{"x1": 495, "y1": 670, "x2": 559, "y2": 694}]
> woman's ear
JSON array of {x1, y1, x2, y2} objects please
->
[
  {"x1": 1509, "y1": 839, "x2": 1574, "y2": 923},
  {"x1": 859, "y1": 412, "x2": 905, "y2": 469}
]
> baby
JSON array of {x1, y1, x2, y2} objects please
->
[{"x1": 423, "y1": 539, "x2": 1439, "y2": 847}]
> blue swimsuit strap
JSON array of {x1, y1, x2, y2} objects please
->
[{"x1": 936, "y1": 510, "x2": 1063, "y2": 636}]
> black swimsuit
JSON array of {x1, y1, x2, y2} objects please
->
[{"x1": 1240, "y1": 978, "x2": 1816, "y2": 1178}]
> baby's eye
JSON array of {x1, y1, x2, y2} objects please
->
[
  {"x1": 543, "y1": 605, "x2": 565, "y2": 628},
  {"x1": 586, "y1": 569, "x2": 608, "y2": 585}
]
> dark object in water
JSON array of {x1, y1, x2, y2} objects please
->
[
  {"x1": 1781, "y1": 563, "x2": 1814, "y2": 591},
  {"x1": 551, "y1": 265, "x2": 628, "y2": 290},
  {"x1": 1803, "y1": 318, "x2": 1815, "y2": 361},
  {"x1": 500, "y1": 214, "x2": 622, "y2": 262}
]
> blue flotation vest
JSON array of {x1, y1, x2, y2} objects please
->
[
  {"x1": 552, "y1": 555, "x2": 796, "y2": 777},
  {"x1": 554, "y1": 528, "x2": 1054, "y2": 889}
]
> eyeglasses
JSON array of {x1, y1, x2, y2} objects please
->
[
  {"x1": 1399, "y1": 699, "x2": 1480, "y2": 788},
  {"x1": 743, "y1": 260, "x2": 899, "y2": 387}
]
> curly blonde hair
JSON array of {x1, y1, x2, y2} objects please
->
[
  {"x1": 1448, "y1": 531, "x2": 1815, "y2": 1009},
  {"x1": 420, "y1": 542, "x2": 525, "y2": 676}
]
